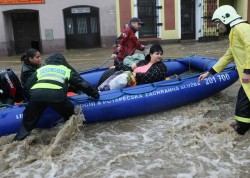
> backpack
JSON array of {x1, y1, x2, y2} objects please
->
[{"x1": 0, "y1": 69, "x2": 24, "y2": 104}]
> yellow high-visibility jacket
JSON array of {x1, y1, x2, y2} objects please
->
[
  {"x1": 31, "y1": 65, "x2": 71, "y2": 90},
  {"x1": 212, "y1": 23, "x2": 250, "y2": 100}
]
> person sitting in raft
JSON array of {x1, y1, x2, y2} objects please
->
[
  {"x1": 98, "y1": 44, "x2": 167, "y2": 90},
  {"x1": 97, "y1": 45, "x2": 152, "y2": 87},
  {"x1": 12, "y1": 53, "x2": 100, "y2": 141},
  {"x1": 97, "y1": 18, "x2": 145, "y2": 87},
  {"x1": 20, "y1": 48, "x2": 42, "y2": 86},
  {"x1": 123, "y1": 44, "x2": 152, "y2": 71},
  {"x1": 133, "y1": 44, "x2": 168, "y2": 85}
]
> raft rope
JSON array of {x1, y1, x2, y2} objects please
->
[
  {"x1": 0, "y1": 104, "x2": 13, "y2": 109},
  {"x1": 78, "y1": 57, "x2": 177, "y2": 73},
  {"x1": 1, "y1": 60, "x2": 235, "y2": 107},
  {"x1": 69, "y1": 66, "x2": 236, "y2": 103},
  {"x1": 69, "y1": 79, "x2": 184, "y2": 103},
  {"x1": 78, "y1": 58, "x2": 113, "y2": 73},
  {"x1": 185, "y1": 55, "x2": 218, "y2": 73}
]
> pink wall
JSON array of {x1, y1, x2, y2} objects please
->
[
  {"x1": 119, "y1": 0, "x2": 131, "y2": 32},
  {"x1": 164, "y1": 0, "x2": 175, "y2": 30},
  {"x1": 248, "y1": 0, "x2": 250, "y2": 22}
]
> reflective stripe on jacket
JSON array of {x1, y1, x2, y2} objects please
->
[{"x1": 31, "y1": 65, "x2": 71, "y2": 90}]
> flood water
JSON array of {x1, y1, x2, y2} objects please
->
[
  {"x1": 0, "y1": 82, "x2": 249, "y2": 178},
  {"x1": 0, "y1": 40, "x2": 249, "y2": 177}
]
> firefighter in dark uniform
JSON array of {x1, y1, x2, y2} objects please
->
[{"x1": 13, "y1": 53, "x2": 100, "y2": 141}]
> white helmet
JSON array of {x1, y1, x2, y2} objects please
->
[{"x1": 212, "y1": 5, "x2": 242, "y2": 24}]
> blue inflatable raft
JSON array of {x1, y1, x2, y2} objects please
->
[{"x1": 0, "y1": 56, "x2": 238, "y2": 136}]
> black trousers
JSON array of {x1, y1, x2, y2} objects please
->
[
  {"x1": 23, "y1": 98, "x2": 74, "y2": 131},
  {"x1": 234, "y1": 86, "x2": 250, "y2": 135}
]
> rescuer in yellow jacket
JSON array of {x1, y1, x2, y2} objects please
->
[
  {"x1": 13, "y1": 53, "x2": 100, "y2": 141},
  {"x1": 199, "y1": 5, "x2": 250, "y2": 135}
]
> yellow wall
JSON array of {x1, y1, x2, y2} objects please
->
[
  {"x1": 161, "y1": 0, "x2": 180, "y2": 40},
  {"x1": 116, "y1": 0, "x2": 134, "y2": 35},
  {"x1": 219, "y1": 0, "x2": 248, "y2": 20},
  {"x1": 237, "y1": 0, "x2": 248, "y2": 20},
  {"x1": 116, "y1": 0, "x2": 121, "y2": 35},
  {"x1": 131, "y1": 0, "x2": 135, "y2": 17}
]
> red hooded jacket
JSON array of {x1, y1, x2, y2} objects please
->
[{"x1": 113, "y1": 26, "x2": 145, "y2": 61}]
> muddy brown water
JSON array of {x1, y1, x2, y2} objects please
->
[{"x1": 0, "y1": 40, "x2": 249, "y2": 177}]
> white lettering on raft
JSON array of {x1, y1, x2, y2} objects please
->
[
  {"x1": 204, "y1": 74, "x2": 231, "y2": 85},
  {"x1": 180, "y1": 82, "x2": 201, "y2": 89},
  {"x1": 16, "y1": 113, "x2": 23, "y2": 119},
  {"x1": 79, "y1": 75, "x2": 231, "y2": 107},
  {"x1": 80, "y1": 87, "x2": 181, "y2": 107},
  {"x1": 145, "y1": 86, "x2": 180, "y2": 97},
  {"x1": 79, "y1": 94, "x2": 144, "y2": 108}
]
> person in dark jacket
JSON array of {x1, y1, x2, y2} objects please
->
[
  {"x1": 20, "y1": 48, "x2": 42, "y2": 86},
  {"x1": 133, "y1": 44, "x2": 168, "y2": 85},
  {"x1": 13, "y1": 53, "x2": 100, "y2": 141}
]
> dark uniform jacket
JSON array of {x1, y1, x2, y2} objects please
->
[
  {"x1": 21, "y1": 63, "x2": 41, "y2": 87},
  {"x1": 25, "y1": 53, "x2": 99, "y2": 102}
]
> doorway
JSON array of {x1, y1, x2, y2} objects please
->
[
  {"x1": 181, "y1": 0, "x2": 196, "y2": 39},
  {"x1": 137, "y1": 0, "x2": 157, "y2": 38},
  {"x1": 11, "y1": 11, "x2": 41, "y2": 54},
  {"x1": 63, "y1": 6, "x2": 100, "y2": 49}
]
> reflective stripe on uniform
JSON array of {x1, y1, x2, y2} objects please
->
[
  {"x1": 235, "y1": 115, "x2": 250, "y2": 123},
  {"x1": 31, "y1": 65, "x2": 71, "y2": 90},
  {"x1": 32, "y1": 83, "x2": 62, "y2": 89},
  {"x1": 37, "y1": 73, "x2": 65, "y2": 83}
]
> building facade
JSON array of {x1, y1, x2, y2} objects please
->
[
  {"x1": 116, "y1": 0, "x2": 250, "y2": 42},
  {"x1": 0, "y1": 0, "x2": 117, "y2": 56},
  {"x1": 0, "y1": 0, "x2": 249, "y2": 56}
]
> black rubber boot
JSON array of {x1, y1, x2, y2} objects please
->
[
  {"x1": 231, "y1": 121, "x2": 250, "y2": 135},
  {"x1": 12, "y1": 125, "x2": 30, "y2": 142}
]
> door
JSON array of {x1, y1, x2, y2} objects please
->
[
  {"x1": 181, "y1": 0, "x2": 196, "y2": 39},
  {"x1": 64, "y1": 6, "x2": 100, "y2": 49},
  {"x1": 11, "y1": 12, "x2": 41, "y2": 54},
  {"x1": 138, "y1": 0, "x2": 157, "y2": 38},
  {"x1": 203, "y1": 0, "x2": 218, "y2": 39}
]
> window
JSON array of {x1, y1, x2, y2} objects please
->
[
  {"x1": 91, "y1": 17, "x2": 98, "y2": 33},
  {"x1": 77, "y1": 17, "x2": 87, "y2": 34},
  {"x1": 66, "y1": 18, "x2": 74, "y2": 35}
]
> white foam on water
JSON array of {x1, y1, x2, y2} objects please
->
[
  {"x1": 145, "y1": 159, "x2": 165, "y2": 170},
  {"x1": 108, "y1": 169, "x2": 139, "y2": 178},
  {"x1": 176, "y1": 164, "x2": 197, "y2": 178},
  {"x1": 0, "y1": 91, "x2": 250, "y2": 177}
]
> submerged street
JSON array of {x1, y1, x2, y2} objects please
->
[{"x1": 0, "y1": 39, "x2": 249, "y2": 178}]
